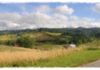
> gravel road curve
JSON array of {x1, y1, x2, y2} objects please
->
[{"x1": 81, "y1": 60, "x2": 100, "y2": 67}]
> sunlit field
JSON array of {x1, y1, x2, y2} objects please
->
[
  {"x1": 0, "y1": 40, "x2": 100, "y2": 67},
  {"x1": 0, "y1": 45, "x2": 83, "y2": 67},
  {"x1": 0, "y1": 30, "x2": 100, "y2": 67}
]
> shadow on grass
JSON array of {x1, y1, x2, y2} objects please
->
[{"x1": 87, "y1": 47, "x2": 100, "y2": 50}]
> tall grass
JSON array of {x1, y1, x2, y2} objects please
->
[
  {"x1": 30, "y1": 50, "x2": 100, "y2": 67},
  {"x1": 0, "y1": 45, "x2": 82, "y2": 67},
  {"x1": 0, "y1": 40, "x2": 99, "y2": 67},
  {"x1": 0, "y1": 46, "x2": 99, "y2": 67},
  {"x1": 0, "y1": 34, "x2": 16, "y2": 41}
]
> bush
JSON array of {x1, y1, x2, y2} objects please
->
[
  {"x1": 0, "y1": 40, "x2": 4, "y2": 44},
  {"x1": 5, "y1": 40, "x2": 16, "y2": 46},
  {"x1": 16, "y1": 36, "x2": 35, "y2": 48},
  {"x1": 53, "y1": 36, "x2": 72, "y2": 44}
]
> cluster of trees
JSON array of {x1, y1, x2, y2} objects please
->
[
  {"x1": 36, "y1": 28, "x2": 100, "y2": 45},
  {"x1": 0, "y1": 36, "x2": 35, "y2": 48},
  {"x1": 0, "y1": 27, "x2": 100, "y2": 48}
]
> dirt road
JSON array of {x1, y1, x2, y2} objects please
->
[{"x1": 81, "y1": 60, "x2": 100, "y2": 67}]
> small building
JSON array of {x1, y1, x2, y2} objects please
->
[
  {"x1": 63, "y1": 43, "x2": 76, "y2": 49},
  {"x1": 69, "y1": 43, "x2": 76, "y2": 48}
]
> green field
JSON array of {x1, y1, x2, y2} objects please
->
[
  {"x1": 31, "y1": 50, "x2": 100, "y2": 67},
  {"x1": 0, "y1": 40, "x2": 100, "y2": 67},
  {"x1": 0, "y1": 30, "x2": 100, "y2": 67}
]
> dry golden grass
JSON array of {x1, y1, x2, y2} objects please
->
[
  {"x1": 0, "y1": 34, "x2": 16, "y2": 41},
  {"x1": 0, "y1": 46, "x2": 83, "y2": 65}
]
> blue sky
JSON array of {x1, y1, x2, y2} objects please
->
[
  {"x1": 0, "y1": 3, "x2": 100, "y2": 30},
  {"x1": 0, "y1": 3, "x2": 99, "y2": 19}
]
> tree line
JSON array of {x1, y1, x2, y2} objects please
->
[{"x1": 0, "y1": 27, "x2": 100, "y2": 48}]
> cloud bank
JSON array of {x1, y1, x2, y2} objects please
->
[
  {"x1": 0, "y1": 4, "x2": 100, "y2": 30},
  {"x1": 93, "y1": 3, "x2": 100, "y2": 13}
]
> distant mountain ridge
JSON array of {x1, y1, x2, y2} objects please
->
[{"x1": 0, "y1": 27, "x2": 100, "y2": 35}]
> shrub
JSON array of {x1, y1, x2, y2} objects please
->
[
  {"x1": 53, "y1": 36, "x2": 72, "y2": 44},
  {"x1": 0, "y1": 40, "x2": 4, "y2": 44},
  {"x1": 5, "y1": 39, "x2": 16, "y2": 46},
  {"x1": 16, "y1": 36, "x2": 35, "y2": 48}
]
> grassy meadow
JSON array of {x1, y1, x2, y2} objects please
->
[
  {"x1": 0, "y1": 30, "x2": 100, "y2": 67},
  {"x1": 0, "y1": 43, "x2": 100, "y2": 67},
  {"x1": 0, "y1": 45, "x2": 80, "y2": 67}
]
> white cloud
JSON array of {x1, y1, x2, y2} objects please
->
[
  {"x1": 68, "y1": 16, "x2": 100, "y2": 28},
  {"x1": 0, "y1": 13, "x2": 21, "y2": 30},
  {"x1": 91, "y1": 22, "x2": 100, "y2": 27},
  {"x1": 55, "y1": 5, "x2": 74, "y2": 15},
  {"x1": 0, "y1": 3, "x2": 99, "y2": 30},
  {"x1": 0, "y1": 13, "x2": 21, "y2": 21},
  {"x1": 34, "y1": 5, "x2": 74, "y2": 15},
  {"x1": 0, "y1": 13, "x2": 100, "y2": 30},
  {"x1": 0, "y1": 20, "x2": 20, "y2": 30},
  {"x1": 93, "y1": 3, "x2": 100, "y2": 13}
]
